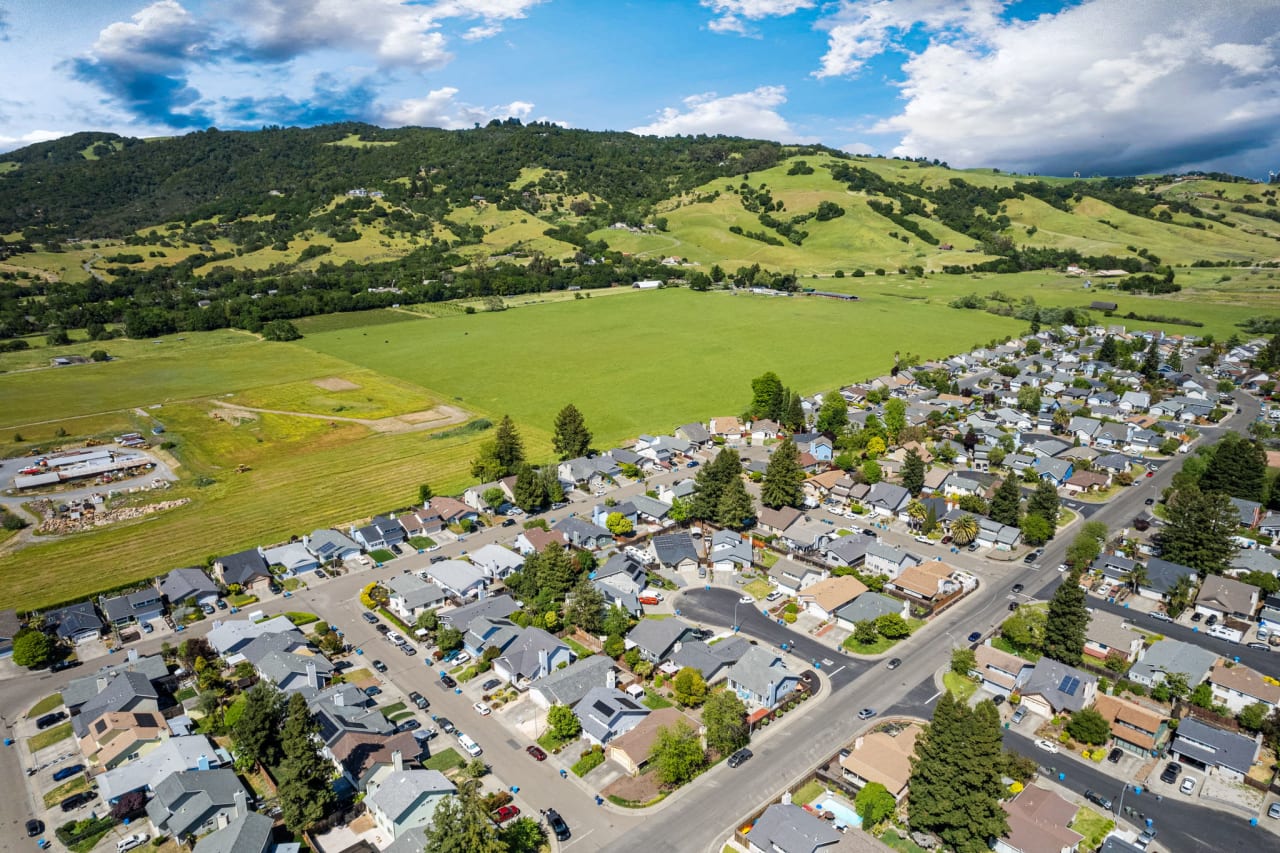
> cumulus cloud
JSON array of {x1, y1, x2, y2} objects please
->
[
  {"x1": 384, "y1": 87, "x2": 533, "y2": 128},
  {"x1": 873, "y1": 0, "x2": 1280, "y2": 175},
  {"x1": 842, "y1": 142, "x2": 875, "y2": 155},
  {"x1": 702, "y1": 0, "x2": 814, "y2": 35},
  {"x1": 70, "y1": 0, "x2": 213, "y2": 127},
  {"x1": 813, "y1": 0, "x2": 1006, "y2": 78},
  {"x1": 630, "y1": 86, "x2": 816, "y2": 142},
  {"x1": 0, "y1": 129, "x2": 68, "y2": 152}
]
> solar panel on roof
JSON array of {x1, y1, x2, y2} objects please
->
[
  {"x1": 1058, "y1": 675, "x2": 1081, "y2": 696},
  {"x1": 593, "y1": 700, "x2": 613, "y2": 716}
]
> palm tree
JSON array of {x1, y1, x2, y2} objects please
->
[
  {"x1": 951, "y1": 514, "x2": 979, "y2": 546},
  {"x1": 905, "y1": 499, "x2": 927, "y2": 530},
  {"x1": 1123, "y1": 563, "x2": 1149, "y2": 594}
]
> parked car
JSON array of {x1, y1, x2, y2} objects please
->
[
  {"x1": 526, "y1": 745, "x2": 547, "y2": 761},
  {"x1": 201, "y1": 604, "x2": 216, "y2": 615},
  {"x1": 385, "y1": 630, "x2": 405, "y2": 645},
  {"x1": 766, "y1": 591, "x2": 784, "y2": 602},
  {"x1": 1107, "y1": 748, "x2": 1123, "y2": 763},
  {"x1": 967, "y1": 631, "x2": 982, "y2": 643},
  {"x1": 1206, "y1": 614, "x2": 1219, "y2": 627},
  {"x1": 967, "y1": 542, "x2": 980, "y2": 552},
  {"x1": 401, "y1": 644, "x2": 417, "y2": 656},
  {"x1": 1269, "y1": 802, "x2": 1280, "y2": 819},
  {"x1": 545, "y1": 808, "x2": 570, "y2": 841},
  {"x1": 1159, "y1": 761, "x2": 1182, "y2": 784},
  {"x1": 315, "y1": 569, "x2": 328, "y2": 579},
  {"x1": 495, "y1": 805, "x2": 521, "y2": 823},
  {"x1": 36, "y1": 711, "x2": 67, "y2": 730},
  {"x1": 116, "y1": 833, "x2": 149, "y2": 853},
  {"x1": 991, "y1": 694, "x2": 1006, "y2": 706},
  {"x1": 437, "y1": 717, "x2": 456, "y2": 734},
  {"x1": 25, "y1": 819, "x2": 44, "y2": 837},
  {"x1": 216, "y1": 598, "x2": 228, "y2": 609},
  {"x1": 1034, "y1": 739, "x2": 1059, "y2": 754},
  {"x1": 375, "y1": 623, "x2": 391, "y2": 634},
  {"x1": 481, "y1": 678, "x2": 502, "y2": 691},
  {"x1": 913, "y1": 535, "x2": 933, "y2": 545},
  {"x1": 440, "y1": 673, "x2": 458, "y2": 689},
  {"x1": 1179, "y1": 777, "x2": 1197, "y2": 795},
  {"x1": 1144, "y1": 498, "x2": 1155, "y2": 505},
  {"x1": 59, "y1": 791, "x2": 97, "y2": 812},
  {"x1": 727, "y1": 748, "x2": 753, "y2": 768},
  {"x1": 52, "y1": 764, "x2": 84, "y2": 781},
  {"x1": 363, "y1": 686, "x2": 382, "y2": 698},
  {"x1": 1008, "y1": 601, "x2": 1020, "y2": 611},
  {"x1": 1084, "y1": 789, "x2": 1112, "y2": 810},
  {"x1": 408, "y1": 691, "x2": 429, "y2": 710},
  {"x1": 50, "y1": 658, "x2": 80, "y2": 673},
  {"x1": 738, "y1": 594, "x2": 753, "y2": 604},
  {"x1": 886, "y1": 658, "x2": 901, "y2": 670},
  {"x1": 1148, "y1": 611, "x2": 1173, "y2": 623},
  {"x1": 362, "y1": 611, "x2": 379, "y2": 624},
  {"x1": 453, "y1": 651, "x2": 472, "y2": 665},
  {"x1": 473, "y1": 702, "x2": 492, "y2": 716},
  {"x1": 1011, "y1": 706, "x2": 1027, "y2": 724},
  {"x1": 857, "y1": 708, "x2": 877, "y2": 720},
  {"x1": 1023, "y1": 550, "x2": 1042, "y2": 565},
  {"x1": 371, "y1": 659, "x2": 387, "y2": 673},
  {"x1": 1247, "y1": 642, "x2": 1271, "y2": 651},
  {"x1": 1138, "y1": 828, "x2": 1157, "y2": 847}
]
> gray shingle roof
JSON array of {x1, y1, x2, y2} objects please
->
[
  {"x1": 1130, "y1": 639, "x2": 1218, "y2": 687},
  {"x1": 669, "y1": 637, "x2": 751, "y2": 681},
  {"x1": 1144, "y1": 557, "x2": 1196, "y2": 595},
  {"x1": 834, "y1": 592, "x2": 903, "y2": 625},
  {"x1": 158, "y1": 567, "x2": 220, "y2": 605},
  {"x1": 493, "y1": 627, "x2": 566, "y2": 681},
  {"x1": 73, "y1": 670, "x2": 158, "y2": 737},
  {"x1": 44, "y1": 601, "x2": 103, "y2": 640},
  {"x1": 217, "y1": 548, "x2": 269, "y2": 586},
  {"x1": 364, "y1": 769, "x2": 454, "y2": 823},
  {"x1": 652, "y1": 532, "x2": 699, "y2": 567},
  {"x1": 437, "y1": 595, "x2": 518, "y2": 628},
  {"x1": 146, "y1": 769, "x2": 248, "y2": 839},
  {"x1": 532, "y1": 655, "x2": 616, "y2": 707},
  {"x1": 626, "y1": 617, "x2": 695, "y2": 660},
  {"x1": 1173, "y1": 718, "x2": 1260, "y2": 776},
  {"x1": 574, "y1": 686, "x2": 647, "y2": 744},
  {"x1": 1021, "y1": 659, "x2": 1096, "y2": 713},
  {"x1": 749, "y1": 803, "x2": 842, "y2": 853},
  {"x1": 726, "y1": 645, "x2": 797, "y2": 705},
  {"x1": 192, "y1": 811, "x2": 273, "y2": 853}
]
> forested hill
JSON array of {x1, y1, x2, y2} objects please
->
[{"x1": 0, "y1": 121, "x2": 786, "y2": 239}]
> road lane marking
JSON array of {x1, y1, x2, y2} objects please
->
[{"x1": 827, "y1": 666, "x2": 845, "y2": 678}]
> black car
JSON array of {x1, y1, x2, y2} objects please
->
[
  {"x1": 391, "y1": 544, "x2": 404, "y2": 555},
  {"x1": 437, "y1": 717, "x2": 456, "y2": 734},
  {"x1": 362, "y1": 611, "x2": 379, "y2": 624},
  {"x1": 991, "y1": 694, "x2": 1006, "y2": 706},
  {"x1": 50, "y1": 658, "x2": 80, "y2": 673},
  {"x1": 1190, "y1": 611, "x2": 1203, "y2": 622},
  {"x1": 430, "y1": 555, "x2": 447, "y2": 564},
  {"x1": 371, "y1": 659, "x2": 387, "y2": 673},
  {"x1": 481, "y1": 678, "x2": 502, "y2": 691},
  {"x1": 408, "y1": 691, "x2": 429, "y2": 710},
  {"x1": 1023, "y1": 551, "x2": 1041, "y2": 565},
  {"x1": 1011, "y1": 583, "x2": 1024, "y2": 594},
  {"x1": 1084, "y1": 789, "x2": 1113, "y2": 810},
  {"x1": 1107, "y1": 748, "x2": 1124, "y2": 764},
  {"x1": 886, "y1": 658, "x2": 901, "y2": 670},
  {"x1": 861, "y1": 529, "x2": 878, "y2": 538},
  {"x1": 545, "y1": 808, "x2": 570, "y2": 841},
  {"x1": 396, "y1": 718, "x2": 421, "y2": 733},
  {"x1": 1008, "y1": 601, "x2": 1020, "y2": 611},
  {"x1": 216, "y1": 598, "x2": 228, "y2": 609},
  {"x1": 440, "y1": 673, "x2": 458, "y2": 689},
  {"x1": 727, "y1": 747, "x2": 753, "y2": 768},
  {"x1": 375, "y1": 623, "x2": 390, "y2": 634},
  {"x1": 1144, "y1": 498, "x2": 1155, "y2": 506},
  {"x1": 59, "y1": 791, "x2": 97, "y2": 812},
  {"x1": 36, "y1": 711, "x2": 67, "y2": 730},
  {"x1": 333, "y1": 660, "x2": 353, "y2": 672},
  {"x1": 25, "y1": 819, "x2": 44, "y2": 837},
  {"x1": 1160, "y1": 761, "x2": 1182, "y2": 784},
  {"x1": 501, "y1": 519, "x2": 516, "y2": 527}
]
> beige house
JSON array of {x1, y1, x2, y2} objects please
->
[
  {"x1": 886, "y1": 562, "x2": 960, "y2": 603},
  {"x1": 1083, "y1": 610, "x2": 1144, "y2": 665},
  {"x1": 1208, "y1": 662, "x2": 1280, "y2": 715},
  {"x1": 994, "y1": 784, "x2": 1082, "y2": 853},
  {"x1": 1195, "y1": 576, "x2": 1259, "y2": 622},
  {"x1": 798, "y1": 575, "x2": 868, "y2": 621},
  {"x1": 839, "y1": 722, "x2": 923, "y2": 801},
  {"x1": 971, "y1": 644, "x2": 1033, "y2": 698},
  {"x1": 1093, "y1": 694, "x2": 1169, "y2": 756},
  {"x1": 78, "y1": 711, "x2": 167, "y2": 770},
  {"x1": 606, "y1": 707, "x2": 686, "y2": 776}
]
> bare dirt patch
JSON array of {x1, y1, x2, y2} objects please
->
[
  {"x1": 313, "y1": 376, "x2": 361, "y2": 392},
  {"x1": 214, "y1": 402, "x2": 469, "y2": 435},
  {"x1": 602, "y1": 767, "x2": 664, "y2": 805},
  {"x1": 209, "y1": 407, "x2": 258, "y2": 425}
]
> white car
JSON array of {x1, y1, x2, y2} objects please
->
[
  {"x1": 1179, "y1": 777, "x2": 1197, "y2": 795},
  {"x1": 913, "y1": 535, "x2": 933, "y2": 545},
  {"x1": 473, "y1": 701, "x2": 491, "y2": 716},
  {"x1": 1034, "y1": 739, "x2": 1060, "y2": 754},
  {"x1": 453, "y1": 651, "x2": 471, "y2": 665},
  {"x1": 385, "y1": 630, "x2": 405, "y2": 646},
  {"x1": 738, "y1": 595, "x2": 754, "y2": 604},
  {"x1": 117, "y1": 834, "x2": 150, "y2": 853}
]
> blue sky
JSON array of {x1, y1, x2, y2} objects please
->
[{"x1": 2, "y1": 0, "x2": 1279, "y2": 177}]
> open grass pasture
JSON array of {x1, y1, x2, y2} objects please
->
[
  {"x1": 229, "y1": 368, "x2": 441, "y2": 420},
  {"x1": 297, "y1": 287, "x2": 1022, "y2": 446}
]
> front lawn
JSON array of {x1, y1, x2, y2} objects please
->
[
  {"x1": 369, "y1": 548, "x2": 396, "y2": 563},
  {"x1": 42, "y1": 775, "x2": 89, "y2": 808},
  {"x1": 28, "y1": 721, "x2": 73, "y2": 752},
  {"x1": 227, "y1": 593, "x2": 258, "y2": 607},
  {"x1": 421, "y1": 747, "x2": 464, "y2": 773},
  {"x1": 571, "y1": 748, "x2": 605, "y2": 777},
  {"x1": 536, "y1": 729, "x2": 579, "y2": 754},
  {"x1": 381, "y1": 701, "x2": 407, "y2": 716},
  {"x1": 744, "y1": 579, "x2": 773, "y2": 599},
  {"x1": 943, "y1": 671, "x2": 978, "y2": 702},
  {"x1": 409, "y1": 536, "x2": 436, "y2": 549},
  {"x1": 284, "y1": 611, "x2": 320, "y2": 626},
  {"x1": 27, "y1": 693, "x2": 63, "y2": 718},
  {"x1": 842, "y1": 619, "x2": 925, "y2": 656},
  {"x1": 1071, "y1": 807, "x2": 1115, "y2": 850},
  {"x1": 759, "y1": 550, "x2": 779, "y2": 569}
]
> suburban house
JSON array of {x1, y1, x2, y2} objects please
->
[
  {"x1": 798, "y1": 575, "x2": 868, "y2": 621},
  {"x1": 387, "y1": 574, "x2": 447, "y2": 623},
  {"x1": 1018, "y1": 659, "x2": 1097, "y2": 717},
  {"x1": 863, "y1": 543, "x2": 921, "y2": 579},
  {"x1": 157, "y1": 568, "x2": 220, "y2": 609},
  {"x1": 514, "y1": 526, "x2": 568, "y2": 555},
  {"x1": 669, "y1": 637, "x2": 751, "y2": 685},
  {"x1": 675, "y1": 422, "x2": 712, "y2": 447},
  {"x1": 554, "y1": 517, "x2": 614, "y2": 550},
  {"x1": 1084, "y1": 610, "x2": 1144, "y2": 665},
  {"x1": 99, "y1": 588, "x2": 165, "y2": 628},
  {"x1": 468, "y1": 543, "x2": 524, "y2": 580},
  {"x1": 821, "y1": 535, "x2": 868, "y2": 568},
  {"x1": 396, "y1": 508, "x2": 446, "y2": 539},
  {"x1": 437, "y1": 595, "x2": 519, "y2": 631},
  {"x1": 834, "y1": 593, "x2": 909, "y2": 631},
  {"x1": 1207, "y1": 662, "x2": 1280, "y2": 715},
  {"x1": 711, "y1": 529, "x2": 754, "y2": 572},
  {"x1": 994, "y1": 784, "x2": 1083, "y2": 853},
  {"x1": 745, "y1": 803, "x2": 843, "y2": 853},
  {"x1": 77, "y1": 710, "x2": 168, "y2": 770},
  {"x1": 652, "y1": 532, "x2": 701, "y2": 571},
  {"x1": 885, "y1": 561, "x2": 963, "y2": 603},
  {"x1": 145, "y1": 769, "x2": 250, "y2": 841},
  {"x1": 726, "y1": 646, "x2": 799, "y2": 709},
  {"x1": 213, "y1": 548, "x2": 272, "y2": 593},
  {"x1": 768, "y1": 558, "x2": 828, "y2": 595},
  {"x1": 44, "y1": 601, "x2": 105, "y2": 645},
  {"x1": 463, "y1": 477, "x2": 516, "y2": 511},
  {"x1": 191, "y1": 811, "x2": 274, "y2": 853},
  {"x1": 364, "y1": 767, "x2": 456, "y2": 843},
  {"x1": 1093, "y1": 694, "x2": 1170, "y2": 756},
  {"x1": 607, "y1": 706, "x2": 686, "y2": 776},
  {"x1": 1129, "y1": 638, "x2": 1219, "y2": 688},
  {"x1": 304, "y1": 528, "x2": 362, "y2": 564},
  {"x1": 1170, "y1": 718, "x2": 1261, "y2": 782},
  {"x1": 423, "y1": 559, "x2": 487, "y2": 599},
  {"x1": 757, "y1": 506, "x2": 804, "y2": 536},
  {"x1": 206, "y1": 615, "x2": 299, "y2": 659},
  {"x1": 1138, "y1": 557, "x2": 1198, "y2": 601},
  {"x1": 262, "y1": 541, "x2": 319, "y2": 576},
  {"x1": 530, "y1": 656, "x2": 616, "y2": 710},
  {"x1": 574, "y1": 686, "x2": 649, "y2": 745},
  {"x1": 971, "y1": 644, "x2": 1033, "y2": 698},
  {"x1": 329, "y1": 730, "x2": 421, "y2": 791},
  {"x1": 865, "y1": 482, "x2": 911, "y2": 518},
  {"x1": 492, "y1": 627, "x2": 572, "y2": 686},
  {"x1": 1194, "y1": 576, "x2": 1260, "y2": 622},
  {"x1": 251, "y1": 642, "x2": 333, "y2": 694},
  {"x1": 973, "y1": 516, "x2": 1022, "y2": 551},
  {"x1": 426, "y1": 497, "x2": 478, "y2": 527},
  {"x1": 626, "y1": 618, "x2": 698, "y2": 664},
  {"x1": 709, "y1": 416, "x2": 746, "y2": 444},
  {"x1": 839, "y1": 722, "x2": 923, "y2": 801},
  {"x1": 351, "y1": 515, "x2": 407, "y2": 551},
  {"x1": 94, "y1": 735, "x2": 225, "y2": 802}
]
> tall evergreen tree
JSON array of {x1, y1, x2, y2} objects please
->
[
  {"x1": 761, "y1": 438, "x2": 804, "y2": 509},
  {"x1": 1155, "y1": 487, "x2": 1238, "y2": 574},
  {"x1": 783, "y1": 389, "x2": 806, "y2": 431},
  {"x1": 1098, "y1": 335, "x2": 1118, "y2": 364},
  {"x1": 1254, "y1": 334, "x2": 1280, "y2": 372},
  {"x1": 815, "y1": 391, "x2": 848, "y2": 436},
  {"x1": 1026, "y1": 478, "x2": 1060, "y2": 532},
  {"x1": 1044, "y1": 574, "x2": 1089, "y2": 665},
  {"x1": 276, "y1": 692, "x2": 337, "y2": 833},
  {"x1": 512, "y1": 463, "x2": 546, "y2": 512},
  {"x1": 749, "y1": 372, "x2": 786, "y2": 420},
  {"x1": 989, "y1": 477, "x2": 1022, "y2": 527},
  {"x1": 690, "y1": 448, "x2": 740, "y2": 520},
  {"x1": 716, "y1": 474, "x2": 756, "y2": 530},
  {"x1": 552, "y1": 403, "x2": 593, "y2": 460},
  {"x1": 565, "y1": 575, "x2": 605, "y2": 634},
  {"x1": 1141, "y1": 335, "x2": 1161, "y2": 381},
  {"x1": 1199, "y1": 433, "x2": 1267, "y2": 502},
  {"x1": 492, "y1": 414, "x2": 525, "y2": 474},
  {"x1": 232, "y1": 681, "x2": 284, "y2": 769},
  {"x1": 540, "y1": 465, "x2": 564, "y2": 504},
  {"x1": 901, "y1": 449, "x2": 925, "y2": 497}
]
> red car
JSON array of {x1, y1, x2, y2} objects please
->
[
  {"x1": 526, "y1": 745, "x2": 547, "y2": 761},
  {"x1": 494, "y1": 805, "x2": 520, "y2": 823}
]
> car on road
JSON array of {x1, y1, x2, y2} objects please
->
[
  {"x1": 1011, "y1": 583, "x2": 1024, "y2": 594},
  {"x1": 439, "y1": 673, "x2": 458, "y2": 689},
  {"x1": 408, "y1": 691, "x2": 429, "y2": 709},
  {"x1": 967, "y1": 631, "x2": 982, "y2": 643},
  {"x1": 25, "y1": 819, "x2": 44, "y2": 837},
  {"x1": 1008, "y1": 601, "x2": 1020, "y2": 611},
  {"x1": 396, "y1": 718, "x2": 421, "y2": 733},
  {"x1": 481, "y1": 678, "x2": 502, "y2": 691},
  {"x1": 1269, "y1": 802, "x2": 1280, "y2": 820},
  {"x1": 36, "y1": 711, "x2": 67, "y2": 730},
  {"x1": 913, "y1": 535, "x2": 933, "y2": 545},
  {"x1": 886, "y1": 658, "x2": 901, "y2": 670},
  {"x1": 526, "y1": 745, "x2": 548, "y2": 761},
  {"x1": 501, "y1": 518, "x2": 516, "y2": 527},
  {"x1": 50, "y1": 658, "x2": 80, "y2": 673},
  {"x1": 738, "y1": 594, "x2": 753, "y2": 604},
  {"x1": 437, "y1": 717, "x2": 455, "y2": 734},
  {"x1": 1144, "y1": 498, "x2": 1155, "y2": 505},
  {"x1": 727, "y1": 748, "x2": 753, "y2": 768},
  {"x1": 1023, "y1": 550, "x2": 1042, "y2": 565},
  {"x1": 967, "y1": 542, "x2": 980, "y2": 552},
  {"x1": 362, "y1": 611, "x2": 379, "y2": 624},
  {"x1": 457, "y1": 733, "x2": 483, "y2": 757},
  {"x1": 60, "y1": 791, "x2": 97, "y2": 812},
  {"x1": 1107, "y1": 748, "x2": 1123, "y2": 764},
  {"x1": 401, "y1": 644, "x2": 417, "y2": 656},
  {"x1": 363, "y1": 686, "x2": 382, "y2": 698},
  {"x1": 494, "y1": 805, "x2": 520, "y2": 823},
  {"x1": 857, "y1": 708, "x2": 877, "y2": 720},
  {"x1": 861, "y1": 528, "x2": 878, "y2": 538},
  {"x1": 545, "y1": 808, "x2": 570, "y2": 841},
  {"x1": 1145, "y1": 470, "x2": 1154, "y2": 478},
  {"x1": 1057, "y1": 563, "x2": 1068, "y2": 572},
  {"x1": 375, "y1": 623, "x2": 390, "y2": 634},
  {"x1": 1159, "y1": 761, "x2": 1182, "y2": 784},
  {"x1": 1148, "y1": 611, "x2": 1173, "y2": 623},
  {"x1": 52, "y1": 764, "x2": 84, "y2": 781},
  {"x1": 1247, "y1": 641, "x2": 1271, "y2": 651},
  {"x1": 371, "y1": 659, "x2": 387, "y2": 673},
  {"x1": 1034, "y1": 739, "x2": 1059, "y2": 753},
  {"x1": 1179, "y1": 776, "x2": 1197, "y2": 795},
  {"x1": 385, "y1": 630, "x2": 405, "y2": 645},
  {"x1": 473, "y1": 702, "x2": 492, "y2": 716},
  {"x1": 1011, "y1": 706, "x2": 1027, "y2": 724},
  {"x1": 1084, "y1": 789, "x2": 1112, "y2": 810}
]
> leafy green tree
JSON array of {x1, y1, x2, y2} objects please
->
[
  {"x1": 261, "y1": 319, "x2": 302, "y2": 341},
  {"x1": 1044, "y1": 575, "x2": 1088, "y2": 665},
  {"x1": 422, "y1": 786, "x2": 506, "y2": 853},
  {"x1": 232, "y1": 681, "x2": 285, "y2": 768},
  {"x1": 875, "y1": 612, "x2": 911, "y2": 639},
  {"x1": 761, "y1": 438, "x2": 804, "y2": 509},
  {"x1": 548, "y1": 704, "x2": 581, "y2": 741},
  {"x1": 1066, "y1": 526, "x2": 1105, "y2": 571},
  {"x1": 1027, "y1": 478, "x2": 1060, "y2": 531},
  {"x1": 701, "y1": 690, "x2": 749, "y2": 756},
  {"x1": 861, "y1": 459, "x2": 883, "y2": 484},
  {"x1": 950, "y1": 647, "x2": 976, "y2": 675},
  {"x1": 1098, "y1": 335, "x2": 1119, "y2": 364},
  {"x1": 672, "y1": 667, "x2": 708, "y2": 707},
  {"x1": 715, "y1": 474, "x2": 756, "y2": 530},
  {"x1": 853, "y1": 620, "x2": 878, "y2": 645},
  {"x1": 1199, "y1": 433, "x2": 1267, "y2": 502},
  {"x1": 651, "y1": 720, "x2": 706, "y2": 786},
  {"x1": 418, "y1": 482, "x2": 434, "y2": 504},
  {"x1": 855, "y1": 781, "x2": 896, "y2": 827},
  {"x1": 565, "y1": 576, "x2": 605, "y2": 634},
  {"x1": 749, "y1": 372, "x2": 786, "y2": 420},
  {"x1": 498, "y1": 816, "x2": 547, "y2": 853},
  {"x1": 1189, "y1": 681, "x2": 1216, "y2": 710},
  {"x1": 603, "y1": 605, "x2": 632, "y2": 637},
  {"x1": 540, "y1": 466, "x2": 564, "y2": 504},
  {"x1": 1020, "y1": 513, "x2": 1052, "y2": 546},
  {"x1": 901, "y1": 449, "x2": 925, "y2": 496},
  {"x1": 989, "y1": 477, "x2": 1022, "y2": 527},
  {"x1": 12, "y1": 628, "x2": 55, "y2": 669},
  {"x1": 1066, "y1": 708, "x2": 1111, "y2": 745},
  {"x1": 1239, "y1": 702, "x2": 1269, "y2": 732},
  {"x1": 1001, "y1": 606, "x2": 1047, "y2": 651},
  {"x1": 415, "y1": 609, "x2": 439, "y2": 634},
  {"x1": 436, "y1": 625, "x2": 463, "y2": 652},
  {"x1": 1016, "y1": 385, "x2": 1041, "y2": 413},
  {"x1": 552, "y1": 403, "x2": 593, "y2": 460},
  {"x1": 512, "y1": 464, "x2": 547, "y2": 512},
  {"x1": 605, "y1": 512, "x2": 634, "y2": 536},
  {"x1": 815, "y1": 392, "x2": 848, "y2": 435},
  {"x1": 1155, "y1": 487, "x2": 1238, "y2": 574},
  {"x1": 884, "y1": 398, "x2": 906, "y2": 441},
  {"x1": 483, "y1": 486, "x2": 507, "y2": 511},
  {"x1": 276, "y1": 692, "x2": 336, "y2": 832}
]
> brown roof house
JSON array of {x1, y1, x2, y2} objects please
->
[
  {"x1": 839, "y1": 722, "x2": 923, "y2": 801},
  {"x1": 1083, "y1": 610, "x2": 1144, "y2": 665},
  {"x1": 886, "y1": 562, "x2": 970, "y2": 603},
  {"x1": 1208, "y1": 662, "x2": 1280, "y2": 715},
  {"x1": 994, "y1": 784, "x2": 1083, "y2": 853},
  {"x1": 78, "y1": 710, "x2": 168, "y2": 770},
  {"x1": 798, "y1": 575, "x2": 868, "y2": 621},
  {"x1": 607, "y1": 706, "x2": 686, "y2": 776},
  {"x1": 1093, "y1": 694, "x2": 1169, "y2": 757},
  {"x1": 1194, "y1": 576, "x2": 1259, "y2": 622},
  {"x1": 971, "y1": 644, "x2": 1034, "y2": 698}
]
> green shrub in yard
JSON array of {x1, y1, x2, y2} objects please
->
[
  {"x1": 56, "y1": 816, "x2": 115, "y2": 852},
  {"x1": 783, "y1": 602, "x2": 799, "y2": 615},
  {"x1": 284, "y1": 611, "x2": 319, "y2": 626},
  {"x1": 572, "y1": 745, "x2": 605, "y2": 777}
]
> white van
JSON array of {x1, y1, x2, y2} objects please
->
[{"x1": 457, "y1": 733, "x2": 482, "y2": 757}]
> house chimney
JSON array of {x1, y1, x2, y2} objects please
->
[
  {"x1": 306, "y1": 661, "x2": 318, "y2": 690},
  {"x1": 606, "y1": 668, "x2": 616, "y2": 689},
  {"x1": 233, "y1": 789, "x2": 247, "y2": 820},
  {"x1": 392, "y1": 749, "x2": 403, "y2": 772}
]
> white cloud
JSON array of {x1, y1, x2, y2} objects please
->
[
  {"x1": 89, "y1": 0, "x2": 210, "y2": 72},
  {"x1": 702, "y1": 1, "x2": 814, "y2": 35},
  {"x1": 872, "y1": 0, "x2": 1280, "y2": 175},
  {"x1": 462, "y1": 24, "x2": 504, "y2": 41},
  {"x1": 630, "y1": 86, "x2": 816, "y2": 142},
  {"x1": 384, "y1": 86, "x2": 533, "y2": 128},
  {"x1": 0, "y1": 129, "x2": 68, "y2": 152},
  {"x1": 842, "y1": 142, "x2": 875, "y2": 155},
  {"x1": 814, "y1": 0, "x2": 1007, "y2": 78}
]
